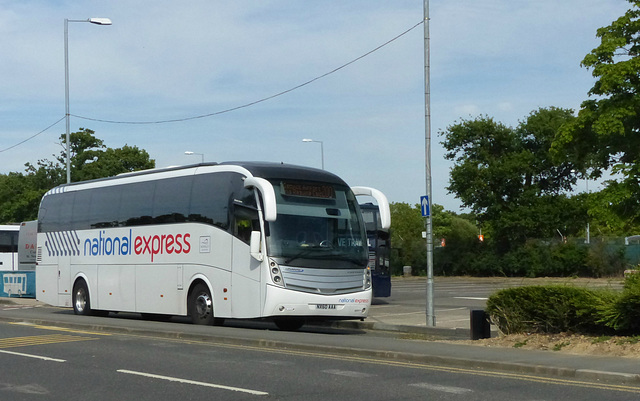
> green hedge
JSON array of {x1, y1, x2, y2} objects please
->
[
  {"x1": 431, "y1": 239, "x2": 628, "y2": 278},
  {"x1": 486, "y1": 274, "x2": 640, "y2": 335},
  {"x1": 597, "y1": 273, "x2": 640, "y2": 334},
  {"x1": 486, "y1": 286, "x2": 616, "y2": 335}
]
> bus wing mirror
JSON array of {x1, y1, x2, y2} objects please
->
[
  {"x1": 244, "y1": 177, "x2": 277, "y2": 222},
  {"x1": 351, "y1": 186, "x2": 391, "y2": 230},
  {"x1": 250, "y1": 231, "x2": 263, "y2": 261}
]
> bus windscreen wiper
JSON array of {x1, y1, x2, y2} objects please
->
[
  {"x1": 284, "y1": 248, "x2": 321, "y2": 264},
  {"x1": 286, "y1": 250, "x2": 366, "y2": 267}
]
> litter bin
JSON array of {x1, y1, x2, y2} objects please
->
[{"x1": 470, "y1": 309, "x2": 491, "y2": 340}]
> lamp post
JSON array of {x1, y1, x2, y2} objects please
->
[
  {"x1": 185, "y1": 151, "x2": 204, "y2": 163},
  {"x1": 302, "y1": 138, "x2": 324, "y2": 170},
  {"x1": 423, "y1": 0, "x2": 435, "y2": 327},
  {"x1": 65, "y1": 17, "x2": 112, "y2": 184}
]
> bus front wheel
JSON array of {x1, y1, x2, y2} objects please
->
[{"x1": 188, "y1": 283, "x2": 224, "y2": 326}]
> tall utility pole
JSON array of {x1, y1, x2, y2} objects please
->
[
  {"x1": 423, "y1": 0, "x2": 435, "y2": 327},
  {"x1": 64, "y1": 17, "x2": 112, "y2": 184}
]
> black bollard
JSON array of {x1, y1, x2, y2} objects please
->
[{"x1": 470, "y1": 309, "x2": 491, "y2": 340}]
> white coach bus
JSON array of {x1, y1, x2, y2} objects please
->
[{"x1": 36, "y1": 162, "x2": 390, "y2": 330}]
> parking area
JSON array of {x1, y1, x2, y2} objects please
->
[{"x1": 369, "y1": 276, "x2": 624, "y2": 329}]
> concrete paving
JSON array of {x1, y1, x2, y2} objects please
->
[{"x1": 0, "y1": 277, "x2": 638, "y2": 386}]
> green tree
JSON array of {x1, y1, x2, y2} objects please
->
[
  {"x1": 0, "y1": 159, "x2": 65, "y2": 223},
  {"x1": 389, "y1": 202, "x2": 425, "y2": 274},
  {"x1": 441, "y1": 108, "x2": 577, "y2": 252},
  {"x1": 554, "y1": 0, "x2": 640, "y2": 227},
  {"x1": 0, "y1": 129, "x2": 155, "y2": 223},
  {"x1": 389, "y1": 202, "x2": 480, "y2": 275},
  {"x1": 55, "y1": 128, "x2": 155, "y2": 182}
]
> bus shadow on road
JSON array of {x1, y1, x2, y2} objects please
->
[
  {"x1": 372, "y1": 298, "x2": 390, "y2": 306},
  {"x1": 50, "y1": 308, "x2": 367, "y2": 335}
]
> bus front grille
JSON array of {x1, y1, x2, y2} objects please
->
[{"x1": 280, "y1": 267, "x2": 365, "y2": 295}]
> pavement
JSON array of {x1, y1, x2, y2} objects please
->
[{"x1": 0, "y1": 279, "x2": 639, "y2": 387}]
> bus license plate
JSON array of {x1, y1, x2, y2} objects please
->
[{"x1": 315, "y1": 304, "x2": 336, "y2": 310}]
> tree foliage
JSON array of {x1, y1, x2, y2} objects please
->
[
  {"x1": 389, "y1": 202, "x2": 478, "y2": 275},
  {"x1": 553, "y1": 0, "x2": 640, "y2": 227},
  {"x1": 54, "y1": 128, "x2": 155, "y2": 182},
  {"x1": 441, "y1": 107, "x2": 577, "y2": 252},
  {"x1": 0, "y1": 129, "x2": 154, "y2": 223}
]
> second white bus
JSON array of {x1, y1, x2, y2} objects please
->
[
  {"x1": 0, "y1": 224, "x2": 19, "y2": 271},
  {"x1": 36, "y1": 162, "x2": 390, "y2": 330}
]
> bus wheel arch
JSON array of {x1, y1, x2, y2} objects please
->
[
  {"x1": 72, "y1": 277, "x2": 108, "y2": 317},
  {"x1": 187, "y1": 280, "x2": 224, "y2": 326},
  {"x1": 72, "y1": 278, "x2": 92, "y2": 316}
]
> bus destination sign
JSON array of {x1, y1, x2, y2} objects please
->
[{"x1": 282, "y1": 182, "x2": 335, "y2": 199}]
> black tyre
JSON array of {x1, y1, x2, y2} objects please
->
[
  {"x1": 188, "y1": 283, "x2": 219, "y2": 325},
  {"x1": 72, "y1": 279, "x2": 92, "y2": 316}
]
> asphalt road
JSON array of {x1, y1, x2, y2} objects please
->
[{"x1": 0, "y1": 320, "x2": 638, "y2": 401}]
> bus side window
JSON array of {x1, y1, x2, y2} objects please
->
[
  {"x1": 233, "y1": 204, "x2": 259, "y2": 244},
  {"x1": 0, "y1": 230, "x2": 18, "y2": 253}
]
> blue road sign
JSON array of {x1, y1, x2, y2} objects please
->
[{"x1": 421, "y1": 195, "x2": 430, "y2": 217}]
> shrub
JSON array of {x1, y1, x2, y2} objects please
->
[
  {"x1": 597, "y1": 272, "x2": 640, "y2": 334},
  {"x1": 486, "y1": 285, "x2": 616, "y2": 335}
]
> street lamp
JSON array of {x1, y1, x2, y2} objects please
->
[
  {"x1": 185, "y1": 151, "x2": 204, "y2": 163},
  {"x1": 302, "y1": 138, "x2": 324, "y2": 170},
  {"x1": 423, "y1": 0, "x2": 435, "y2": 327},
  {"x1": 65, "y1": 17, "x2": 112, "y2": 184}
]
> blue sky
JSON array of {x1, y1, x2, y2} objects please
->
[{"x1": 0, "y1": 1, "x2": 631, "y2": 211}]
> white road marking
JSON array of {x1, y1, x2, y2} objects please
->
[
  {"x1": 117, "y1": 369, "x2": 268, "y2": 396},
  {"x1": 0, "y1": 349, "x2": 65, "y2": 363},
  {"x1": 370, "y1": 311, "x2": 425, "y2": 317},
  {"x1": 410, "y1": 382, "x2": 473, "y2": 394},
  {"x1": 453, "y1": 297, "x2": 488, "y2": 301},
  {"x1": 322, "y1": 369, "x2": 374, "y2": 378}
]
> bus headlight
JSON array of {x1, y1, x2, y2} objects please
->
[
  {"x1": 364, "y1": 267, "x2": 372, "y2": 289},
  {"x1": 270, "y1": 259, "x2": 284, "y2": 287}
]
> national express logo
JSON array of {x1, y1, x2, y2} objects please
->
[{"x1": 44, "y1": 229, "x2": 191, "y2": 262}]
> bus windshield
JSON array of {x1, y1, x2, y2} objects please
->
[{"x1": 266, "y1": 181, "x2": 367, "y2": 268}]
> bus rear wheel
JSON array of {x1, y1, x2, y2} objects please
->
[{"x1": 188, "y1": 283, "x2": 224, "y2": 326}]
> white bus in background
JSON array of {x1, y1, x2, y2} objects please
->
[
  {"x1": 18, "y1": 220, "x2": 37, "y2": 271},
  {"x1": 0, "y1": 225, "x2": 19, "y2": 271},
  {"x1": 36, "y1": 162, "x2": 390, "y2": 330}
]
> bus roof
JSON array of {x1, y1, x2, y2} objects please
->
[
  {"x1": 44, "y1": 161, "x2": 348, "y2": 195},
  {"x1": 220, "y1": 162, "x2": 346, "y2": 185},
  {"x1": 0, "y1": 224, "x2": 20, "y2": 231}
]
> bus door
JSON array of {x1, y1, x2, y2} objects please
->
[
  {"x1": 58, "y1": 255, "x2": 71, "y2": 296},
  {"x1": 229, "y1": 196, "x2": 262, "y2": 318}
]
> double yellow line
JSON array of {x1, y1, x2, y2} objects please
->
[
  {"x1": 0, "y1": 334, "x2": 98, "y2": 349},
  {"x1": 0, "y1": 322, "x2": 108, "y2": 349}
]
